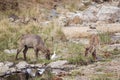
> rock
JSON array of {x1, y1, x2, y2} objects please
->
[
  {"x1": 4, "y1": 49, "x2": 11, "y2": 54},
  {"x1": 16, "y1": 61, "x2": 29, "y2": 69},
  {"x1": 4, "y1": 49, "x2": 17, "y2": 54},
  {"x1": 102, "y1": 44, "x2": 120, "y2": 51},
  {"x1": 4, "y1": 61, "x2": 14, "y2": 68},
  {"x1": 52, "y1": 64, "x2": 76, "y2": 75},
  {"x1": 114, "y1": 33, "x2": 120, "y2": 36},
  {"x1": 9, "y1": 68, "x2": 16, "y2": 73},
  {"x1": 92, "y1": 0, "x2": 103, "y2": 3},
  {"x1": 0, "y1": 62, "x2": 4, "y2": 67},
  {"x1": 52, "y1": 69, "x2": 67, "y2": 76},
  {"x1": 78, "y1": 3, "x2": 86, "y2": 11},
  {"x1": 77, "y1": 3, "x2": 120, "y2": 24},
  {"x1": 97, "y1": 5, "x2": 120, "y2": 23},
  {"x1": 48, "y1": 9, "x2": 59, "y2": 20},
  {"x1": 10, "y1": 49, "x2": 17, "y2": 53},
  {"x1": 82, "y1": 0, "x2": 92, "y2": 6},
  {"x1": 21, "y1": 17, "x2": 30, "y2": 24},
  {"x1": 48, "y1": 60, "x2": 68, "y2": 68},
  {"x1": 111, "y1": 35, "x2": 120, "y2": 43},
  {"x1": 62, "y1": 27, "x2": 96, "y2": 39},
  {"x1": 26, "y1": 68, "x2": 37, "y2": 77},
  {"x1": 57, "y1": 15, "x2": 67, "y2": 26},
  {"x1": 82, "y1": 9, "x2": 97, "y2": 22},
  {"x1": 65, "y1": 8, "x2": 98, "y2": 26},
  {"x1": 8, "y1": 14, "x2": 19, "y2": 22},
  {"x1": 108, "y1": 44, "x2": 120, "y2": 50},
  {"x1": 29, "y1": 64, "x2": 35, "y2": 68},
  {"x1": 37, "y1": 68, "x2": 45, "y2": 75},
  {"x1": 34, "y1": 64, "x2": 43, "y2": 68},
  {"x1": 0, "y1": 65, "x2": 9, "y2": 76}
]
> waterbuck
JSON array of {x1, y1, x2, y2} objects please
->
[
  {"x1": 85, "y1": 34, "x2": 100, "y2": 60},
  {"x1": 16, "y1": 34, "x2": 50, "y2": 60}
]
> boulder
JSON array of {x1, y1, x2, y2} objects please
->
[
  {"x1": 80, "y1": 4, "x2": 100, "y2": 22},
  {"x1": 0, "y1": 62, "x2": 4, "y2": 67},
  {"x1": 8, "y1": 14, "x2": 19, "y2": 22},
  {"x1": 34, "y1": 64, "x2": 43, "y2": 68},
  {"x1": 4, "y1": 49, "x2": 17, "y2": 54},
  {"x1": 102, "y1": 44, "x2": 120, "y2": 51},
  {"x1": 97, "y1": 5, "x2": 120, "y2": 23},
  {"x1": 82, "y1": 10, "x2": 97, "y2": 22},
  {"x1": 82, "y1": 0, "x2": 92, "y2": 6},
  {"x1": 16, "y1": 61, "x2": 29, "y2": 69},
  {"x1": 52, "y1": 69, "x2": 68, "y2": 76},
  {"x1": 115, "y1": 33, "x2": 120, "y2": 36},
  {"x1": 0, "y1": 63, "x2": 9, "y2": 76},
  {"x1": 26, "y1": 68, "x2": 37, "y2": 77},
  {"x1": 92, "y1": 0, "x2": 103, "y2": 3},
  {"x1": 48, "y1": 60, "x2": 68, "y2": 69},
  {"x1": 9, "y1": 67, "x2": 16, "y2": 73},
  {"x1": 111, "y1": 32, "x2": 120, "y2": 43},
  {"x1": 37, "y1": 68, "x2": 46, "y2": 75},
  {"x1": 4, "y1": 61, "x2": 14, "y2": 68}
]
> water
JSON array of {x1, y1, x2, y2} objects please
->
[{"x1": 1, "y1": 73, "x2": 27, "y2": 80}]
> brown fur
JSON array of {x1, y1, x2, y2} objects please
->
[
  {"x1": 89, "y1": 34, "x2": 100, "y2": 46},
  {"x1": 16, "y1": 34, "x2": 50, "y2": 60},
  {"x1": 85, "y1": 34, "x2": 100, "y2": 60}
]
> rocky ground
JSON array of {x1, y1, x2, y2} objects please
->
[{"x1": 0, "y1": 0, "x2": 120, "y2": 80}]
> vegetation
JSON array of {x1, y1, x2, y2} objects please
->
[
  {"x1": 91, "y1": 73, "x2": 120, "y2": 80},
  {"x1": 0, "y1": 0, "x2": 120, "y2": 80},
  {"x1": 98, "y1": 32, "x2": 111, "y2": 44}
]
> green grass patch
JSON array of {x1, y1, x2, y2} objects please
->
[
  {"x1": 67, "y1": 42, "x2": 84, "y2": 54},
  {"x1": 99, "y1": 32, "x2": 111, "y2": 44},
  {"x1": 68, "y1": 55, "x2": 87, "y2": 65},
  {"x1": 0, "y1": 51, "x2": 18, "y2": 62},
  {"x1": 111, "y1": 50, "x2": 120, "y2": 55}
]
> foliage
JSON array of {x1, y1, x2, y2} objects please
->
[{"x1": 99, "y1": 32, "x2": 111, "y2": 44}]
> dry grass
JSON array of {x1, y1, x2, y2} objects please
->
[{"x1": 0, "y1": 14, "x2": 86, "y2": 63}]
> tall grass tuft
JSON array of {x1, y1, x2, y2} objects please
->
[{"x1": 99, "y1": 32, "x2": 111, "y2": 44}]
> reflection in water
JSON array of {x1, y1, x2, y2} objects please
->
[
  {"x1": 0, "y1": 67, "x2": 46, "y2": 80},
  {"x1": 1, "y1": 73, "x2": 28, "y2": 80}
]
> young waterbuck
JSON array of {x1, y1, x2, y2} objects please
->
[
  {"x1": 85, "y1": 34, "x2": 100, "y2": 60},
  {"x1": 16, "y1": 34, "x2": 50, "y2": 60}
]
